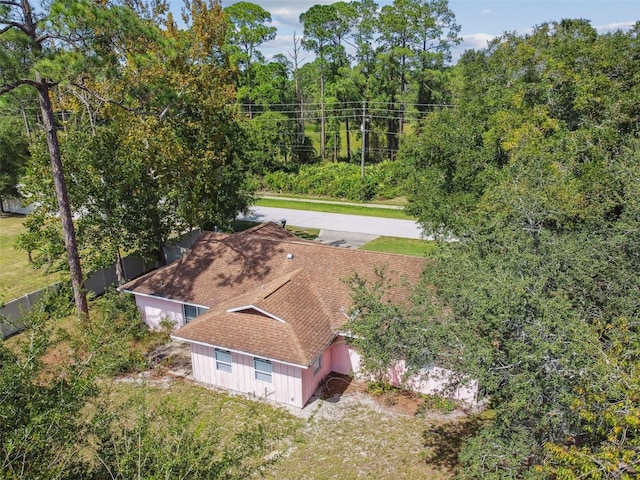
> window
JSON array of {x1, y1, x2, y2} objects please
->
[
  {"x1": 183, "y1": 304, "x2": 207, "y2": 324},
  {"x1": 215, "y1": 349, "x2": 232, "y2": 373},
  {"x1": 254, "y1": 358, "x2": 272, "y2": 383},
  {"x1": 311, "y1": 355, "x2": 322, "y2": 375}
]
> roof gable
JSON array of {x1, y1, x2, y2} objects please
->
[{"x1": 226, "y1": 305, "x2": 287, "y2": 323}]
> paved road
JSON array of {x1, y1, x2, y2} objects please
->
[{"x1": 240, "y1": 206, "x2": 426, "y2": 240}]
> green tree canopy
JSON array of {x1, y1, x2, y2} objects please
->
[{"x1": 354, "y1": 20, "x2": 640, "y2": 477}]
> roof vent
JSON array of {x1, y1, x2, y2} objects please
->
[{"x1": 287, "y1": 253, "x2": 294, "y2": 259}]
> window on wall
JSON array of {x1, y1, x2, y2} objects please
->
[
  {"x1": 183, "y1": 304, "x2": 207, "y2": 324},
  {"x1": 254, "y1": 358, "x2": 272, "y2": 383},
  {"x1": 311, "y1": 355, "x2": 322, "y2": 375},
  {"x1": 215, "y1": 349, "x2": 232, "y2": 373}
]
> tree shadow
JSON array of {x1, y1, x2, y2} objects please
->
[
  {"x1": 123, "y1": 224, "x2": 287, "y2": 303},
  {"x1": 421, "y1": 415, "x2": 485, "y2": 470}
]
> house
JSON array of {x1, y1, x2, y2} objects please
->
[{"x1": 122, "y1": 223, "x2": 476, "y2": 408}]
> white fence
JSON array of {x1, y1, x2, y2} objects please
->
[
  {"x1": 1, "y1": 229, "x2": 201, "y2": 339},
  {"x1": 1, "y1": 197, "x2": 34, "y2": 215}
]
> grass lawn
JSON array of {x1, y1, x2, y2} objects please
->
[
  {"x1": 256, "y1": 197, "x2": 413, "y2": 220},
  {"x1": 0, "y1": 214, "x2": 62, "y2": 302},
  {"x1": 267, "y1": 404, "x2": 459, "y2": 479},
  {"x1": 361, "y1": 236, "x2": 437, "y2": 257},
  {"x1": 100, "y1": 375, "x2": 465, "y2": 480}
]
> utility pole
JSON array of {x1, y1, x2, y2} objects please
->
[{"x1": 360, "y1": 100, "x2": 366, "y2": 180}]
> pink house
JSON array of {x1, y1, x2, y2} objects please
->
[{"x1": 122, "y1": 223, "x2": 476, "y2": 408}]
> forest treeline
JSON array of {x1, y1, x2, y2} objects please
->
[{"x1": 1, "y1": 0, "x2": 639, "y2": 477}]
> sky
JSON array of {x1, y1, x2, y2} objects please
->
[{"x1": 205, "y1": 0, "x2": 639, "y2": 63}]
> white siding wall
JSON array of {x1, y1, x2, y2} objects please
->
[
  {"x1": 135, "y1": 295, "x2": 184, "y2": 330},
  {"x1": 190, "y1": 343, "x2": 305, "y2": 408}
]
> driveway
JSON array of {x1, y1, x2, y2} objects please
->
[{"x1": 240, "y1": 206, "x2": 427, "y2": 240}]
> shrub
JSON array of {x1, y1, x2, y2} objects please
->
[
  {"x1": 415, "y1": 394, "x2": 457, "y2": 415},
  {"x1": 262, "y1": 161, "x2": 405, "y2": 201}
]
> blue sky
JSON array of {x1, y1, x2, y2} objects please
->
[{"x1": 211, "y1": 0, "x2": 639, "y2": 63}]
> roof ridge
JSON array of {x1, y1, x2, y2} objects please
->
[
  {"x1": 285, "y1": 320, "x2": 309, "y2": 366},
  {"x1": 301, "y1": 270, "x2": 342, "y2": 332},
  {"x1": 235, "y1": 233, "x2": 425, "y2": 258},
  {"x1": 235, "y1": 222, "x2": 273, "y2": 236},
  {"x1": 259, "y1": 268, "x2": 303, "y2": 299}
]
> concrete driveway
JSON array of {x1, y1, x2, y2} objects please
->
[{"x1": 240, "y1": 206, "x2": 426, "y2": 240}]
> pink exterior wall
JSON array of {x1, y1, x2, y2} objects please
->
[
  {"x1": 387, "y1": 361, "x2": 477, "y2": 403},
  {"x1": 134, "y1": 295, "x2": 184, "y2": 330},
  {"x1": 301, "y1": 347, "x2": 332, "y2": 405},
  {"x1": 190, "y1": 343, "x2": 307, "y2": 408},
  {"x1": 330, "y1": 337, "x2": 477, "y2": 404},
  {"x1": 330, "y1": 336, "x2": 362, "y2": 376}
]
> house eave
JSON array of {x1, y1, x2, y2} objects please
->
[
  {"x1": 170, "y1": 334, "x2": 310, "y2": 369},
  {"x1": 122, "y1": 289, "x2": 209, "y2": 310}
]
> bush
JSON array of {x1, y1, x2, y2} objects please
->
[
  {"x1": 415, "y1": 394, "x2": 457, "y2": 415},
  {"x1": 74, "y1": 291, "x2": 161, "y2": 375},
  {"x1": 262, "y1": 161, "x2": 405, "y2": 201},
  {"x1": 367, "y1": 380, "x2": 398, "y2": 396}
]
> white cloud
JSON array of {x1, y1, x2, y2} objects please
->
[
  {"x1": 460, "y1": 33, "x2": 498, "y2": 51},
  {"x1": 481, "y1": 9, "x2": 493, "y2": 15},
  {"x1": 595, "y1": 21, "x2": 635, "y2": 33},
  {"x1": 270, "y1": 7, "x2": 306, "y2": 28}
]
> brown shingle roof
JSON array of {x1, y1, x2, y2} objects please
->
[{"x1": 123, "y1": 222, "x2": 426, "y2": 366}]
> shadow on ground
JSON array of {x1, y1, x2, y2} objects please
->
[{"x1": 422, "y1": 415, "x2": 485, "y2": 470}]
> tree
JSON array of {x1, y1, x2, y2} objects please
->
[
  {"x1": 376, "y1": 0, "x2": 459, "y2": 156},
  {"x1": 92, "y1": 395, "x2": 276, "y2": 480},
  {"x1": 18, "y1": 0, "x2": 256, "y2": 275},
  {"x1": 0, "y1": 289, "x2": 285, "y2": 479},
  {"x1": 0, "y1": 0, "x2": 164, "y2": 316},
  {"x1": 0, "y1": 114, "x2": 29, "y2": 211},
  {"x1": 224, "y1": 1, "x2": 276, "y2": 119},
  {"x1": 0, "y1": 297, "x2": 96, "y2": 479},
  {"x1": 164, "y1": 0, "x2": 256, "y2": 231},
  {"x1": 300, "y1": 3, "x2": 352, "y2": 160},
  {"x1": 0, "y1": 0, "x2": 96, "y2": 316},
  {"x1": 361, "y1": 20, "x2": 640, "y2": 477}
]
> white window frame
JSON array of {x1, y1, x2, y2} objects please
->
[
  {"x1": 254, "y1": 358, "x2": 272, "y2": 383},
  {"x1": 215, "y1": 349, "x2": 232, "y2": 373},
  {"x1": 311, "y1": 355, "x2": 322, "y2": 375}
]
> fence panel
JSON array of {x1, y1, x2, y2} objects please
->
[
  {"x1": 1, "y1": 230, "x2": 201, "y2": 339},
  {"x1": 0, "y1": 284, "x2": 62, "y2": 338},
  {"x1": 1, "y1": 197, "x2": 34, "y2": 215}
]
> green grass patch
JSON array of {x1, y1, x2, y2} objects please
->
[
  {"x1": 256, "y1": 197, "x2": 413, "y2": 220},
  {"x1": 261, "y1": 192, "x2": 408, "y2": 207},
  {"x1": 360, "y1": 236, "x2": 437, "y2": 257},
  {"x1": 286, "y1": 225, "x2": 320, "y2": 240},
  {"x1": 0, "y1": 214, "x2": 62, "y2": 302}
]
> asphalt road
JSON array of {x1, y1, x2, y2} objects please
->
[{"x1": 240, "y1": 206, "x2": 426, "y2": 240}]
